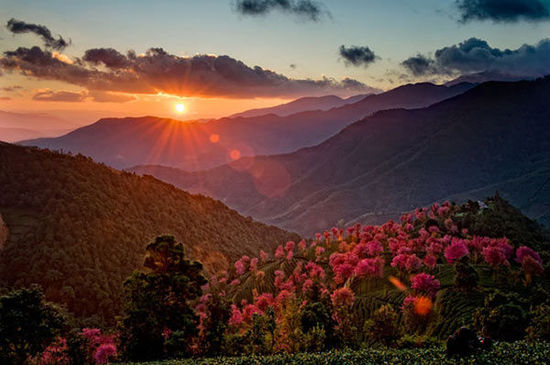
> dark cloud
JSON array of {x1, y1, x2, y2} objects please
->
[
  {"x1": 6, "y1": 18, "x2": 70, "y2": 50},
  {"x1": 402, "y1": 37, "x2": 550, "y2": 78},
  {"x1": 1, "y1": 46, "x2": 378, "y2": 98},
  {"x1": 234, "y1": 0, "x2": 327, "y2": 21},
  {"x1": 401, "y1": 54, "x2": 437, "y2": 76},
  {"x1": 339, "y1": 45, "x2": 378, "y2": 67},
  {"x1": 456, "y1": 0, "x2": 550, "y2": 23},
  {"x1": 32, "y1": 90, "x2": 86, "y2": 102},
  {"x1": 289, "y1": 63, "x2": 297, "y2": 69},
  {"x1": 83, "y1": 48, "x2": 130, "y2": 68}
]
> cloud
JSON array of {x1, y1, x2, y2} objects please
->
[
  {"x1": 234, "y1": 0, "x2": 328, "y2": 21},
  {"x1": 1, "y1": 85, "x2": 23, "y2": 92},
  {"x1": 455, "y1": 0, "x2": 550, "y2": 23},
  {"x1": 83, "y1": 48, "x2": 130, "y2": 69},
  {"x1": 402, "y1": 37, "x2": 550, "y2": 78},
  {"x1": 339, "y1": 45, "x2": 378, "y2": 67},
  {"x1": 6, "y1": 18, "x2": 70, "y2": 50},
  {"x1": 401, "y1": 54, "x2": 437, "y2": 76},
  {"x1": 32, "y1": 89, "x2": 86, "y2": 102},
  {"x1": 88, "y1": 90, "x2": 136, "y2": 103},
  {"x1": 1, "y1": 46, "x2": 379, "y2": 98}
]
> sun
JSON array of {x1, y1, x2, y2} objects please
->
[{"x1": 175, "y1": 103, "x2": 186, "y2": 113}]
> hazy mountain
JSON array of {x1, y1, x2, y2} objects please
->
[
  {"x1": 0, "y1": 142, "x2": 296, "y2": 324},
  {"x1": 21, "y1": 82, "x2": 474, "y2": 170},
  {"x1": 0, "y1": 127, "x2": 47, "y2": 143},
  {"x1": 132, "y1": 77, "x2": 550, "y2": 236},
  {"x1": 230, "y1": 94, "x2": 371, "y2": 118},
  {"x1": 0, "y1": 110, "x2": 77, "y2": 141}
]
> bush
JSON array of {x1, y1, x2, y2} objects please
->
[
  {"x1": 363, "y1": 305, "x2": 400, "y2": 346},
  {"x1": 526, "y1": 305, "x2": 550, "y2": 341},
  {"x1": 473, "y1": 291, "x2": 529, "y2": 341}
]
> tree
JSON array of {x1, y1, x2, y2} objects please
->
[
  {"x1": 0, "y1": 286, "x2": 66, "y2": 364},
  {"x1": 119, "y1": 235, "x2": 207, "y2": 361}
]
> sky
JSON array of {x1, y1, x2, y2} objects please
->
[{"x1": 1, "y1": 0, "x2": 550, "y2": 125}]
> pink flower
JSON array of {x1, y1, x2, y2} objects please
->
[
  {"x1": 482, "y1": 246, "x2": 508, "y2": 268},
  {"x1": 331, "y1": 287, "x2": 355, "y2": 307},
  {"x1": 94, "y1": 343, "x2": 117, "y2": 364},
  {"x1": 354, "y1": 257, "x2": 384, "y2": 278},
  {"x1": 302, "y1": 279, "x2": 314, "y2": 293},
  {"x1": 259, "y1": 250, "x2": 268, "y2": 262},
  {"x1": 285, "y1": 241, "x2": 296, "y2": 252},
  {"x1": 286, "y1": 250, "x2": 294, "y2": 261},
  {"x1": 391, "y1": 254, "x2": 422, "y2": 271},
  {"x1": 249, "y1": 257, "x2": 258, "y2": 272},
  {"x1": 444, "y1": 238, "x2": 469, "y2": 263},
  {"x1": 298, "y1": 239, "x2": 307, "y2": 251},
  {"x1": 423, "y1": 254, "x2": 437, "y2": 268},
  {"x1": 402, "y1": 295, "x2": 417, "y2": 311},
  {"x1": 411, "y1": 273, "x2": 440, "y2": 298},
  {"x1": 255, "y1": 293, "x2": 274, "y2": 311},
  {"x1": 229, "y1": 304, "x2": 243, "y2": 326},
  {"x1": 366, "y1": 240, "x2": 384, "y2": 256},
  {"x1": 515, "y1": 246, "x2": 542, "y2": 266},
  {"x1": 275, "y1": 245, "x2": 285, "y2": 258},
  {"x1": 234, "y1": 260, "x2": 246, "y2": 276}
]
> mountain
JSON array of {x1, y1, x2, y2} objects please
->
[
  {"x1": 131, "y1": 77, "x2": 550, "y2": 236},
  {"x1": 0, "y1": 127, "x2": 46, "y2": 143},
  {"x1": 0, "y1": 142, "x2": 296, "y2": 325},
  {"x1": 0, "y1": 110, "x2": 77, "y2": 141},
  {"x1": 445, "y1": 70, "x2": 535, "y2": 86},
  {"x1": 230, "y1": 94, "x2": 371, "y2": 118},
  {"x1": 21, "y1": 82, "x2": 475, "y2": 171}
]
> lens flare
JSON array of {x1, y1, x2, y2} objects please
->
[
  {"x1": 388, "y1": 276, "x2": 407, "y2": 291},
  {"x1": 414, "y1": 296, "x2": 433, "y2": 316},
  {"x1": 230, "y1": 149, "x2": 241, "y2": 160},
  {"x1": 209, "y1": 134, "x2": 220, "y2": 143}
]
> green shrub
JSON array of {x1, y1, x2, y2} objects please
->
[
  {"x1": 473, "y1": 291, "x2": 529, "y2": 341},
  {"x1": 526, "y1": 305, "x2": 550, "y2": 341}
]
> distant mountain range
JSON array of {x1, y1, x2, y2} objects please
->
[
  {"x1": 132, "y1": 77, "x2": 550, "y2": 236},
  {"x1": 0, "y1": 142, "x2": 295, "y2": 324},
  {"x1": 230, "y1": 94, "x2": 371, "y2": 118},
  {"x1": 0, "y1": 110, "x2": 78, "y2": 142},
  {"x1": 21, "y1": 82, "x2": 475, "y2": 170}
]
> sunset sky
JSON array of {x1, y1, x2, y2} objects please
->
[{"x1": 1, "y1": 0, "x2": 550, "y2": 125}]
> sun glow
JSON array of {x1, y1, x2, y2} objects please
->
[{"x1": 175, "y1": 103, "x2": 186, "y2": 113}]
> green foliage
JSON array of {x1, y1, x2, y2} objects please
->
[
  {"x1": 396, "y1": 334, "x2": 441, "y2": 349},
  {"x1": 456, "y1": 196, "x2": 550, "y2": 255},
  {"x1": 473, "y1": 290, "x2": 529, "y2": 341},
  {"x1": 119, "y1": 236, "x2": 207, "y2": 362},
  {"x1": 454, "y1": 261, "x2": 479, "y2": 291},
  {"x1": 126, "y1": 341, "x2": 550, "y2": 365},
  {"x1": 363, "y1": 304, "x2": 401, "y2": 347},
  {"x1": 0, "y1": 286, "x2": 66, "y2": 364},
  {"x1": 526, "y1": 305, "x2": 550, "y2": 341},
  {"x1": 0, "y1": 142, "x2": 296, "y2": 325}
]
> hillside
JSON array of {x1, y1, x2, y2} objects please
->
[
  {"x1": 0, "y1": 142, "x2": 296, "y2": 325},
  {"x1": 230, "y1": 94, "x2": 370, "y2": 118},
  {"x1": 132, "y1": 77, "x2": 550, "y2": 236},
  {"x1": 21, "y1": 82, "x2": 474, "y2": 171}
]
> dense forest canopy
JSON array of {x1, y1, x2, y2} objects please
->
[{"x1": 0, "y1": 142, "x2": 297, "y2": 325}]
